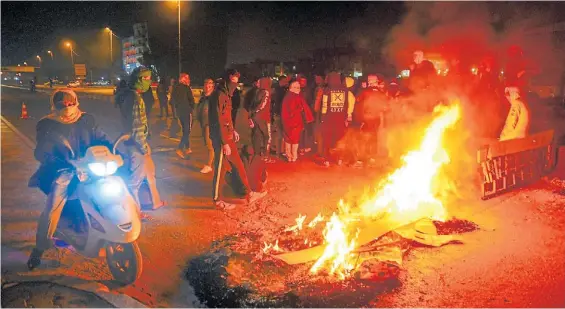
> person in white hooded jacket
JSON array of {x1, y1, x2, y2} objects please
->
[{"x1": 499, "y1": 86, "x2": 529, "y2": 141}]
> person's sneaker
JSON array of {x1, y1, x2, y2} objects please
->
[
  {"x1": 27, "y1": 248, "x2": 43, "y2": 270},
  {"x1": 140, "y1": 212, "x2": 151, "y2": 221},
  {"x1": 200, "y1": 165, "x2": 213, "y2": 174},
  {"x1": 215, "y1": 200, "x2": 236, "y2": 210},
  {"x1": 151, "y1": 201, "x2": 167, "y2": 210},
  {"x1": 184, "y1": 148, "x2": 193, "y2": 155},
  {"x1": 248, "y1": 191, "x2": 267, "y2": 204},
  {"x1": 176, "y1": 149, "x2": 186, "y2": 159}
]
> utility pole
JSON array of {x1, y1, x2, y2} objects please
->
[{"x1": 178, "y1": 0, "x2": 181, "y2": 78}]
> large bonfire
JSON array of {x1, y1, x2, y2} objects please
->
[{"x1": 265, "y1": 101, "x2": 463, "y2": 280}]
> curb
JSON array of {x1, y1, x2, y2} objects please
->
[
  {"x1": 1, "y1": 115, "x2": 36, "y2": 149},
  {"x1": 1, "y1": 280, "x2": 146, "y2": 308},
  {"x1": 0, "y1": 116, "x2": 147, "y2": 308}
]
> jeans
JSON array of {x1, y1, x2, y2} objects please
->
[
  {"x1": 158, "y1": 94, "x2": 169, "y2": 117},
  {"x1": 320, "y1": 119, "x2": 347, "y2": 159},
  {"x1": 299, "y1": 122, "x2": 315, "y2": 151},
  {"x1": 202, "y1": 125, "x2": 214, "y2": 167},
  {"x1": 178, "y1": 115, "x2": 192, "y2": 150},
  {"x1": 35, "y1": 171, "x2": 74, "y2": 251},
  {"x1": 127, "y1": 146, "x2": 162, "y2": 208},
  {"x1": 272, "y1": 115, "x2": 284, "y2": 156}
]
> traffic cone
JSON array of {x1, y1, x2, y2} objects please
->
[{"x1": 20, "y1": 102, "x2": 29, "y2": 119}]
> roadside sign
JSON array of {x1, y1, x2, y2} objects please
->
[
  {"x1": 74, "y1": 64, "x2": 86, "y2": 76},
  {"x1": 1, "y1": 66, "x2": 35, "y2": 73}
]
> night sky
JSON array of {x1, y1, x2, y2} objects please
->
[
  {"x1": 2, "y1": 1, "x2": 564, "y2": 81},
  {"x1": 1, "y1": 1, "x2": 403, "y2": 67}
]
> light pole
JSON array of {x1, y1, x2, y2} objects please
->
[
  {"x1": 47, "y1": 50, "x2": 53, "y2": 60},
  {"x1": 169, "y1": 0, "x2": 181, "y2": 77},
  {"x1": 105, "y1": 27, "x2": 113, "y2": 65},
  {"x1": 36, "y1": 55, "x2": 42, "y2": 66},
  {"x1": 23, "y1": 62, "x2": 27, "y2": 66},
  {"x1": 178, "y1": 0, "x2": 181, "y2": 78},
  {"x1": 66, "y1": 42, "x2": 74, "y2": 65}
]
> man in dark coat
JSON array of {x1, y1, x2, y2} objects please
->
[
  {"x1": 27, "y1": 89, "x2": 112, "y2": 270},
  {"x1": 208, "y1": 69, "x2": 267, "y2": 210},
  {"x1": 171, "y1": 72, "x2": 196, "y2": 158},
  {"x1": 249, "y1": 77, "x2": 273, "y2": 160}
]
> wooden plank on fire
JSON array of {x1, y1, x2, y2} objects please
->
[
  {"x1": 477, "y1": 130, "x2": 554, "y2": 163},
  {"x1": 271, "y1": 218, "x2": 409, "y2": 265}
]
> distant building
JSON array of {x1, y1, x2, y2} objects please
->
[
  {"x1": 122, "y1": 22, "x2": 151, "y2": 75},
  {"x1": 311, "y1": 44, "x2": 364, "y2": 77}
]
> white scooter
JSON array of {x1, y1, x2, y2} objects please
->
[{"x1": 54, "y1": 134, "x2": 143, "y2": 286}]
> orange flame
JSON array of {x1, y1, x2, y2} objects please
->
[
  {"x1": 308, "y1": 102, "x2": 462, "y2": 278},
  {"x1": 284, "y1": 214, "x2": 307, "y2": 233}
]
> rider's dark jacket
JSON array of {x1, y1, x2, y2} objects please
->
[{"x1": 29, "y1": 113, "x2": 112, "y2": 194}]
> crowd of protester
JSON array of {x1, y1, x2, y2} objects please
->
[{"x1": 112, "y1": 48, "x2": 533, "y2": 211}]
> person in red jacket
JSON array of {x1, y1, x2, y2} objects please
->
[{"x1": 281, "y1": 79, "x2": 314, "y2": 162}]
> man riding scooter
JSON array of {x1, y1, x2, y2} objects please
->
[{"x1": 27, "y1": 89, "x2": 113, "y2": 269}]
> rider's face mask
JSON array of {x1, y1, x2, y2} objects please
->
[{"x1": 55, "y1": 100, "x2": 78, "y2": 117}]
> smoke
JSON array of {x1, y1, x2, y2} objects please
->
[
  {"x1": 382, "y1": 2, "x2": 563, "y2": 78},
  {"x1": 373, "y1": 2, "x2": 564, "y2": 202}
]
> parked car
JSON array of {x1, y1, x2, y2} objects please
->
[{"x1": 67, "y1": 80, "x2": 81, "y2": 88}]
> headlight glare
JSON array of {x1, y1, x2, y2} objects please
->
[
  {"x1": 88, "y1": 161, "x2": 119, "y2": 176},
  {"x1": 106, "y1": 161, "x2": 118, "y2": 175},
  {"x1": 101, "y1": 180, "x2": 122, "y2": 197},
  {"x1": 88, "y1": 163, "x2": 107, "y2": 176}
]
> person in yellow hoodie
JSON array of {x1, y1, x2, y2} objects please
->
[
  {"x1": 319, "y1": 72, "x2": 356, "y2": 167},
  {"x1": 499, "y1": 85, "x2": 529, "y2": 141}
]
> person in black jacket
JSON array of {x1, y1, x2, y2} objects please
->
[
  {"x1": 157, "y1": 78, "x2": 169, "y2": 119},
  {"x1": 27, "y1": 89, "x2": 112, "y2": 270},
  {"x1": 208, "y1": 69, "x2": 267, "y2": 210},
  {"x1": 171, "y1": 73, "x2": 196, "y2": 158}
]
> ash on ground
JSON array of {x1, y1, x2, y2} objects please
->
[{"x1": 185, "y1": 218, "x2": 479, "y2": 308}]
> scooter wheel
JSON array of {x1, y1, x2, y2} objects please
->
[{"x1": 106, "y1": 241, "x2": 143, "y2": 286}]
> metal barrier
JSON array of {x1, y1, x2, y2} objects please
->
[{"x1": 477, "y1": 130, "x2": 558, "y2": 199}]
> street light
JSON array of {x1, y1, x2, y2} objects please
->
[
  {"x1": 47, "y1": 50, "x2": 53, "y2": 60},
  {"x1": 36, "y1": 55, "x2": 42, "y2": 66},
  {"x1": 23, "y1": 62, "x2": 27, "y2": 66},
  {"x1": 105, "y1": 27, "x2": 113, "y2": 65},
  {"x1": 169, "y1": 0, "x2": 181, "y2": 77},
  {"x1": 66, "y1": 42, "x2": 74, "y2": 65},
  {"x1": 105, "y1": 27, "x2": 114, "y2": 81}
]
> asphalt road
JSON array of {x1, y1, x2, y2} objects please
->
[{"x1": 2, "y1": 85, "x2": 565, "y2": 307}]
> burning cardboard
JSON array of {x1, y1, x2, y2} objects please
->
[{"x1": 265, "y1": 103, "x2": 463, "y2": 278}]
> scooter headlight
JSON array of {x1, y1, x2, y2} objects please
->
[
  {"x1": 100, "y1": 179, "x2": 123, "y2": 197},
  {"x1": 88, "y1": 161, "x2": 119, "y2": 176}
]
